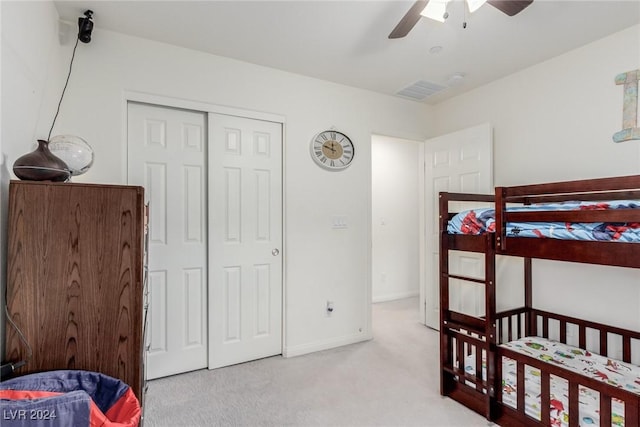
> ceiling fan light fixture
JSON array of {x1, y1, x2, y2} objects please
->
[
  {"x1": 466, "y1": 0, "x2": 488, "y2": 13},
  {"x1": 390, "y1": 0, "x2": 533, "y2": 39},
  {"x1": 421, "y1": 0, "x2": 450, "y2": 23}
]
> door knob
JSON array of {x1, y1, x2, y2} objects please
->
[{"x1": 272, "y1": 248, "x2": 280, "y2": 256}]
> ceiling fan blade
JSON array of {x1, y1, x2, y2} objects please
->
[
  {"x1": 487, "y1": 0, "x2": 533, "y2": 16},
  {"x1": 389, "y1": 0, "x2": 429, "y2": 39}
]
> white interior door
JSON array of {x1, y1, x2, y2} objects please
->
[
  {"x1": 208, "y1": 113, "x2": 283, "y2": 369},
  {"x1": 422, "y1": 123, "x2": 493, "y2": 329},
  {"x1": 127, "y1": 102, "x2": 208, "y2": 379}
]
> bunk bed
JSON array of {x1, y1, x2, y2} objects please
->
[{"x1": 438, "y1": 175, "x2": 640, "y2": 426}]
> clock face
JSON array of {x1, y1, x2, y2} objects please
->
[{"x1": 310, "y1": 130, "x2": 354, "y2": 170}]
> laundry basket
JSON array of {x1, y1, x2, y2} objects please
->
[{"x1": 0, "y1": 370, "x2": 141, "y2": 427}]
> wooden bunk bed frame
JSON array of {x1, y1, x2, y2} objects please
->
[{"x1": 439, "y1": 175, "x2": 640, "y2": 426}]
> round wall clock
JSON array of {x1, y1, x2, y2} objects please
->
[{"x1": 310, "y1": 130, "x2": 355, "y2": 170}]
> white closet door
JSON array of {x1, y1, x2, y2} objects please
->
[
  {"x1": 128, "y1": 102, "x2": 208, "y2": 379},
  {"x1": 208, "y1": 113, "x2": 283, "y2": 369}
]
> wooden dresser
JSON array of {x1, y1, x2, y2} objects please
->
[{"x1": 4, "y1": 180, "x2": 147, "y2": 402}]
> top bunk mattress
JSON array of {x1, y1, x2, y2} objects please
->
[{"x1": 447, "y1": 200, "x2": 640, "y2": 242}]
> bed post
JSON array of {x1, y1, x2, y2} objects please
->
[
  {"x1": 439, "y1": 192, "x2": 453, "y2": 396},
  {"x1": 495, "y1": 187, "x2": 506, "y2": 252},
  {"x1": 524, "y1": 257, "x2": 534, "y2": 337},
  {"x1": 484, "y1": 231, "x2": 498, "y2": 420}
]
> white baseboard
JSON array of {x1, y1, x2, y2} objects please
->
[
  {"x1": 283, "y1": 332, "x2": 372, "y2": 358},
  {"x1": 372, "y1": 290, "x2": 418, "y2": 303}
]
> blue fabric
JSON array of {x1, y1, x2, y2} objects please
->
[
  {"x1": 447, "y1": 200, "x2": 640, "y2": 242},
  {"x1": 0, "y1": 370, "x2": 137, "y2": 426},
  {"x1": 0, "y1": 390, "x2": 91, "y2": 427},
  {"x1": 0, "y1": 370, "x2": 129, "y2": 415}
]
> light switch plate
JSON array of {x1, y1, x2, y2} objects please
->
[{"x1": 332, "y1": 215, "x2": 348, "y2": 229}]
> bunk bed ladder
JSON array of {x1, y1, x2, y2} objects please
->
[{"x1": 439, "y1": 192, "x2": 499, "y2": 421}]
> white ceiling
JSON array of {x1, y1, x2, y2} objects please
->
[{"x1": 53, "y1": 0, "x2": 640, "y2": 104}]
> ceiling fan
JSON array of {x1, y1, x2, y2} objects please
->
[{"x1": 389, "y1": 0, "x2": 533, "y2": 39}]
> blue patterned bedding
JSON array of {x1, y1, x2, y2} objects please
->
[{"x1": 447, "y1": 201, "x2": 640, "y2": 242}]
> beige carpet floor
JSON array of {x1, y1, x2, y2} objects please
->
[{"x1": 143, "y1": 297, "x2": 488, "y2": 426}]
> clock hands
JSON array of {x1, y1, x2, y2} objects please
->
[{"x1": 321, "y1": 141, "x2": 338, "y2": 156}]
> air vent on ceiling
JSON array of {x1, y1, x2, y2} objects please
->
[{"x1": 395, "y1": 80, "x2": 447, "y2": 101}]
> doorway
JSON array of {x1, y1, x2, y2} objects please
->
[
  {"x1": 371, "y1": 125, "x2": 493, "y2": 331},
  {"x1": 371, "y1": 135, "x2": 421, "y2": 304}
]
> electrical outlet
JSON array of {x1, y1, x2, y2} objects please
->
[{"x1": 326, "y1": 300, "x2": 334, "y2": 316}]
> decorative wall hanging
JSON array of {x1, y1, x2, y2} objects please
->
[{"x1": 613, "y1": 69, "x2": 640, "y2": 143}]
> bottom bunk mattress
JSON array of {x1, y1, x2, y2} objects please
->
[{"x1": 464, "y1": 336, "x2": 640, "y2": 426}]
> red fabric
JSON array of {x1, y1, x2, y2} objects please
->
[
  {"x1": 103, "y1": 388, "x2": 141, "y2": 427},
  {"x1": 579, "y1": 203, "x2": 610, "y2": 210},
  {"x1": 461, "y1": 211, "x2": 482, "y2": 234},
  {"x1": 0, "y1": 390, "x2": 62, "y2": 399}
]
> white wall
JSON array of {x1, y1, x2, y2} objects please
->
[
  {"x1": 435, "y1": 25, "x2": 640, "y2": 185},
  {"x1": 433, "y1": 25, "x2": 640, "y2": 331},
  {"x1": 0, "y1": 0, "x2": 67, "y2": 360},
  {"x1": 371, "y1": 135, "x2": 420, "y2": 302},
  {"x1": 0, "y1": 1, "x2": 434, "y2": 360}
]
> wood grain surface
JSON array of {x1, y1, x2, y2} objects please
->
[{"x1": 5, "y1": 180, "x2": 145, "y2": 401}]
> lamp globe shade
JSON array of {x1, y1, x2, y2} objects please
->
[{"x1": 49, "y1": 135, "x2": 94, "y2": 176}]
